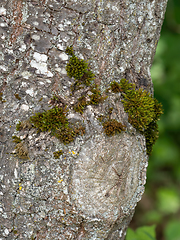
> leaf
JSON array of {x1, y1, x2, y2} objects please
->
[{"x1": 126, "y1": 225, "x2": 157, "y2": 240}]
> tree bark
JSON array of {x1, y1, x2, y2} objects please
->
[{"x1": 0, "y1": 0, "x2": 167, "y2": 239}]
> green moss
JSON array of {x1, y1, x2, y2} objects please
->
[
  {"x1": 30, "y1": 106, "x2": 68, "y2": 133},
  {"x1": 103, "y1": 119, "x2": 125, "y2": 136},
  {"x1": 122, "y1": 88, "x2": 155, "y2": 131},
  {"x1": 53, "y1": 150, "x2": 63, "y2": 159},
  {"x1": 89, "y1": 85, "x2": 107, "y2": 105},
  {"x1": 65, "y1": 46, "x2": 74, "y2": 56},
  {"x1": 29, "y1": 106, "x2": 84, "y2": 144},
  {"x1": 65, "y1": 46, "x2": 95, "y2": 87},
  {"x1": 73, "y1": 95, "x2": 87, "y2": 114},
  {"x1": 54, "y1": 126, "x2": 76, "y2": 144},
  {"x1": 66, "y1": 55, "x2": 88, "y2": 80},
  {"x1": 12, "y1": 136, "x2": 22, "y2": 143},
  {"x1": 119, "y1": 78, "x2": 136, "y2": 93},
  {"x1": 118, "y1": 79, "x2": 163, "y2": 155},
  {"x1": 110, "y1": 81, "x2": 122, "y2": 93}
]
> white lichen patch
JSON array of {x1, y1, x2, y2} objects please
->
[
  {"x1": 21, "y1": 71, "x2": 32, "y2": 79},
  {"x1": 55, "y1": 67, "x2": 67, "y2": 75},
  {"x1": 33, "y1": 21, "x2": 39, "y2": 26},
  {"x1": 58, "y1": 23, "x2": 64, "y2": 31},
  {"x1": 20, "y1": 104, "x2": 29, "y2": 111},
  {"x1": 31, "y1": 34, "x2": 40, "y2": 41},
  {"x1": 59, "y1": 52, "x2": 68, "y2": 61},
  {"x1": 57, "y1": 44, "x2": 65, "y2": 51},
  {"x1": 0, "y1": 7, "x2": 6, "y2": 16},
  {"x1": 26, "y1": 88, "x2": 34, "y2": 97},
  {"x1": 0, "y1": 65, "x2": 7, "y2": 71},
  {"x1": 33, "y1": 52, "x2": 48, "y2": 62},
  {"x1": 19, "y1": 44, "x2": 26, "y2": 52},
  {"x1": 30, "y1": 52, "x2": 53, "y2": 77}
]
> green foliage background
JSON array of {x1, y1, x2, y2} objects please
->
[{"x1": 128, "y1": 0, "x2": 180, "y2": 239}]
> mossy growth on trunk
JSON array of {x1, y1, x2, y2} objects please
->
[
  {"x1": 110, "y1": 79, "x2": 163, "y2": 155},
  {"x1": 14, "y1": 46, "x2": 163, "y2": 156}
]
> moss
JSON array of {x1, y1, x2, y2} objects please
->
[
  {"x1": 89, "y1": 85, "x2": 107, "y2": 105},
  {"x1": 54, "y1": 126, "x2": 75, "y2": 144},
  {"x1": 110, "y1": 81, "x2": 122, "y2": 93},
  {"x1": 30, "y1": 106, "x2": 84, "y2": 144},
  {"x1": 65, "y1": 46, "x2": 95, "y2": 87},
  {"x1": 119, "y1": 78, "x2": 136, "y2": 93},
  {"x1": 30, "y1": 106, "x2": 69, "y2": 133},
  {"x1": 73, "y1": 95, "x2": 87, "y2": 114},
  {"x1": 66, "y1": 55, "x2": 89, "y2": 80},
  {"x1": 14, "y1": 93, "x2": 21, "y2": 100},
  {"x1": 103, "y1": 119, "x2": 126, "y2": 136},
  {"x1": 53, "y1": 150, "x2": 63, "y2": 159},
  {"x1": 73, "y1": 124, "x2": 86, "y2": 136},
  {"x1": 65, "y1": 46, "x2": 74, "y2": 56},
  {"x1": 12, "y1": 135, "x2": 22, "y2": 143},
  {"x1": 119, "y1": 79, "x2": 163, "y2": 155},
  {"x1": 122, "y1": 88, "x2": 155, "y2": 131},
  {"x1": 16, "y1": 120, "x2": 32, "y2": 131},
  {"x1": 15, "y1": 142, "x2": 29, "y2": 159}
]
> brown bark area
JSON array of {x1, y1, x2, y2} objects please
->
[{"x1": 0, "y1": 0, "x2": 167, "y2": 239}]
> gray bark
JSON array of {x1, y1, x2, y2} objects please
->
[{"x1": 0, "y1": 0, "x2": 167, "y2": 239}]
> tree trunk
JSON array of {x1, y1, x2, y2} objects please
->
[{"x1": 0, "y1": 0, "x2": 167, "y2": 239}]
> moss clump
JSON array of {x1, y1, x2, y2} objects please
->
[
  {"x1": 73, "y1": 95, "x2": 87, "y2": 114},
  {"x1": 65, "y1": 46, "x2": 74, "y2": 56},
  {"x1": 118, "y1": 79, "x2": 163, "y2": 155},
  {"x1": 12, "y1": 136, "x2": 22, "y2": 143},
  {"x1": 53, "y1": 150, "x2": 63, "y2": 159},
  {"x1": 30, "y1": 106, "x2": 83, "y2": 144},
  {"x1": 89, "y1": 85, "x2": 107, "y2": 105},
  {"x1": 15, "y1": 142, "x2": 29, "y2": 159},
  {"x1": 143, "y1": 99, "x2": 163, "y2": 155},
  {"x1": 110, "y1": 81, "x2": 122, "y2": 93},
  {"x1": 66, "y1": 55, "x2": 89, "y2": 80},
  {"x1": 30, "y1": 106, "x2": 69, "y2": 133},
  {"x1": 122, "y1": 88, "x2": 155, "y2": 131},
  {"x1": 16, "y1": 120, "x2": 32, "y2": 131},
  {"x1": 103, "y1": 119, "x2": 126, "y2": 136},
  {"x1": 119, "y1": 78, "x2": 135, "y2": 93},
  {"x1": 54, "y1": 126, "x2": 76, "y2": 144},
  {"x1": 65, "y1": 46, "x2": 95, "y2": 87}
]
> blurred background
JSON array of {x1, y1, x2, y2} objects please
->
[{"x1": 129, "y1": 0, "x2": 180, "y2": 239}]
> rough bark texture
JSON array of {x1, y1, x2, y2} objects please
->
[{"x1": 0, "y1": 0, "x2": 167, "y2": 239}]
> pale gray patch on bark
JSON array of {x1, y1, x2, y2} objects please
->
[{"x1": 0, "y1": 0, "x2": 167, "y2": 239}]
